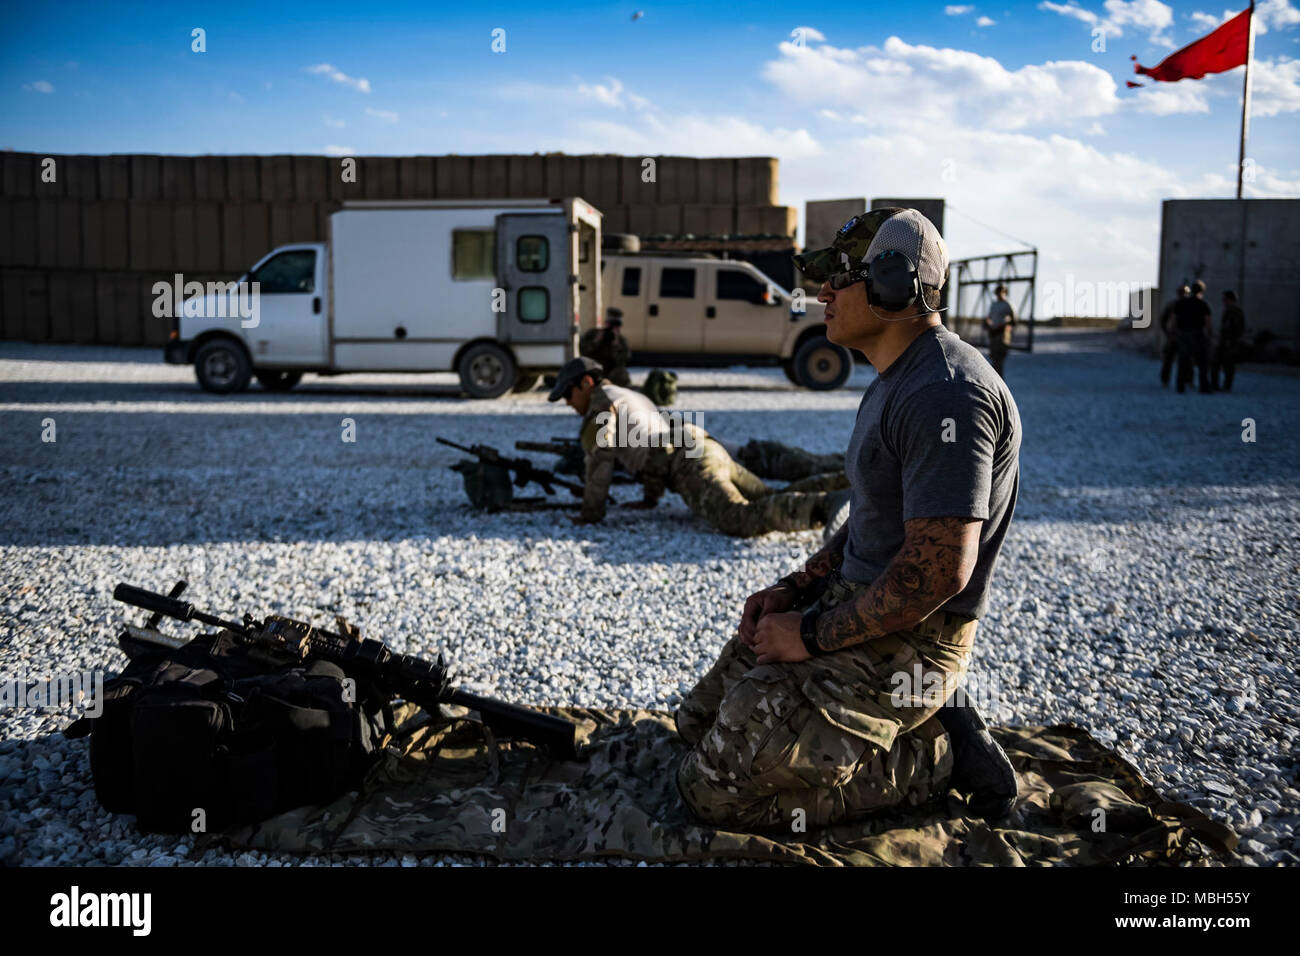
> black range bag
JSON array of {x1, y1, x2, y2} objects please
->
[{"x1": 65, "y1": 629, "x2": 391, "y2": 834}]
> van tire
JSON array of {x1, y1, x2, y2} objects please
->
[
  {"x1": 512, "y1": 372, "x2": 542, "y2": 394},
  {"x1": 255, "y1": 370, "x2": 303, "y2": 392},
  {"x1": 781, "y1": 359, "x2": 801, "y2": 386},
  {"x1": 792, "y1": 336, "x2": 852, "y2": 391},
  {"x1": 458, "y1": 343, "x2": 517, "y2": 399},
  {"x1": 195, "y1": 339, "x2": 252, "y2": 394}
]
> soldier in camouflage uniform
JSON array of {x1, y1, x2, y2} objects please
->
[
  {"x1": 676, "y1": 208, "x2": 1021, "y2": 830},
  {"x1": 579, "y1": 311, "x2": 632, "y2": 387},
  {"x1": 549, "y1": 357, "x2": 840, "y2": 537},
  {"x1": 726, "y1": 438, "x2": 844, "y2": 483}
]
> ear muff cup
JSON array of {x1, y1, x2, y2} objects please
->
[{"x1": 867, "y1": 250, "x2": 921, "y2": 312}]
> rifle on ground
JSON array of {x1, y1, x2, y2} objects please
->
[
  {"x1": 111, "y1": 582, "x2": 578, "y2": 759},
  {"x1": 437, "y1": 437, "x2": 585, "y2": 497},
  {"x1": 514, "y1": 438, "x2": 636, "y2": 483}
]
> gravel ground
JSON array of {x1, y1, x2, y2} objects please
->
[{"x1": 1, "y1": 328, "x2": 1297, "y2": 867}]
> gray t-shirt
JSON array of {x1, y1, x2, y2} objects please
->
[{"x1": 842, "y1": 325, "x2": 1021, "y2": 618}]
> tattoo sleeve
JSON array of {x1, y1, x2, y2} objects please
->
[{"x1": 814, "y1": 516, "x2": 980, "y2": 652}]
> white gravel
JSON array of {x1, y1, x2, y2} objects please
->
[{"x1": 1, "y1": 328, "x2": 1296, "y2": 867}]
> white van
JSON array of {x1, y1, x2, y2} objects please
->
[
  {"x1": 164, "y1": 198, "x2": 603, "y2": 398},
  {"x1": 600, "y1": 252, "x2": 852, "y2": 390}
]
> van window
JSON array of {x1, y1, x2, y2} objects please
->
[
  {"x1": 453, "y1": 230, "x2": 495, "y2": 279},
  {"x1": 517, "y1": 236, "x2": 549, "y2": 272},
  {"x1": 518, "y1": 287, "x2": 549, "y2": 322},
  {"x1": 717, "y1": 269, "x2": 765, "y2": 302},
  {"x1": 621, "y1": 267, "x2": 641, "y2": 297},
  {"x1": 249, "y1": 250, "x2": 315, "y2": 293},
  {"x1": 660, "y1": 267, "x2": 696, "y2": 298}
]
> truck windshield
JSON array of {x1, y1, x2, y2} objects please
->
[{"x1": 250, "y1": 251, "x2": 316, "y2": 293}]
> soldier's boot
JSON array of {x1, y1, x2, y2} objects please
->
[{"x1": 937, "y1": 697, "x2": 1018, "y2": 820}]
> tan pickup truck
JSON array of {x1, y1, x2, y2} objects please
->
[{"x1": 598, "y1": 253, "x2": 853, "y2": 390}]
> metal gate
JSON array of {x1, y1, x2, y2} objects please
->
[{"x1": 949, "y1": 250, "x2": 1038, "y2": 352}]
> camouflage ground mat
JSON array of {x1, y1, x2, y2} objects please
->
[{"x1": 219, "y1": 706, "x2": 1238, "y2": 866}]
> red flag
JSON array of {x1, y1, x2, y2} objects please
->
[{"x1": 1133, "y1": 5, "x2": 1251, "y2": 82}]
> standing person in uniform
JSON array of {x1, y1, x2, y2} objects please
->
[
  {"x1": 982, "y1": 285, "x2": 1016, "y2": 378},
  {"x1": 675, "y1": 207, "x2": 1021, "y2": 829},
  {"x1": 1173, "y1": 280, "x2": 1212, "y2": 394},
  {"x1": 549, "y1": 358, "x2": 842, "y2": 537},
  {"x1": 1211, "y1": 290, "x2": 1245, "y2": 393},
  {"x1": 1159, "y1": 285, "x2": 1190, "y2": 388},
  {"x1": 579, "y1": 309, "x2": 632, "y2": 387}
]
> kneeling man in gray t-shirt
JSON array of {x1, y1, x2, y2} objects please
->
[{"x1": 675, "y1": 208, "x2": 1022, "y2": 829}]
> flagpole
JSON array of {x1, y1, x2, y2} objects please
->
[{"x1": 1237, "y1": 0, "x2": 1256, "y2": 200}]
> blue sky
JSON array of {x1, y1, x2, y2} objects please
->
[{"x1": 3, "y1": 0, "x2": 1298, "y2": 311}]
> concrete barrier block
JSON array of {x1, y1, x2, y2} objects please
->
[
  {"x1": 398, "y1": 157, "x2": 435, "y2": 198},
  {"x1": 161, "y1": 156, "x2": 196, "y2": 200},
  {"x1": 363, "y1": 157, "x2": 399, "y2": 199},
  {"x1": 436, "y1": 155, "x2": 472, "y2": 197},
  {"x1": 130, "y1": 155, "x2": 163, "y2": 200},
  {"x1": 226, "y1": 156, "x2": 260, "y2": 201},
  {"x1": 97, "y1": 155, "x2": 130, "y2": 199},
  {"x1": 544, "y1": 155, "x2": 582, "y2": 197}
]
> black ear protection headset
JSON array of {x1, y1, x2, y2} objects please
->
[{"x1": 829, "y1": 249, "x2": 937, "y2": 318}]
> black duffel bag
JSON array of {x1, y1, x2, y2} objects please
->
[{"x1": 66, "y1": 629, "x2": 391, "y2": 834}]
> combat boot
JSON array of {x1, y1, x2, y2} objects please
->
[{"x1": 937, "y1": 697, "x2": 1019, "y2": 820}]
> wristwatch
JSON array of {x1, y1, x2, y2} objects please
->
[{"x1": 800, "y1": 605, "x2": 825, "y2": 657}]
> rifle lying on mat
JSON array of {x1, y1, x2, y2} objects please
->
[{"x1": 112, "y1": 582, "x2": 578, "y2": 758}]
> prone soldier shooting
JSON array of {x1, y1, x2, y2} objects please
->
[{"x1": 549, "y1": 356, "x2": 849, "y2": 536}]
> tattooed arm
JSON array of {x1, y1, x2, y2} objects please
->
[{"x1": 813, "y1": 516, "x2": 981, "y2": 652}]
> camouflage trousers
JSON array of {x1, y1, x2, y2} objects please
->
[
  {"x1": 668, "y1": 438, "x2": 835, "y2": 537},
  {"x1": 734, "y1": 439, "x2": 845, "y2": 483},
  {"x1": 675, "y1": 572, "x2": 977, "y2": 831}
]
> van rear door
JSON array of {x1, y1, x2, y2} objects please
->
[{"x1": 496, "y1": 214, "x2": 572, "y2": 344}]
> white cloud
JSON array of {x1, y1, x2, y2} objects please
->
[
  {"x1": 365, "y1": 107, "x2": 399, "y2": 123},
  {"x1": 1040, "y1": 0, "x2": 1173, "y2": 43},
  {"x1": 1259, "y1": 0, "x2": 1300, "y2": 32},
  {"x1": 322, "y1": 145, "x2": 355, "y2": 156},
  {"x1": 1039, "y1": 2, "x2": 1100, "y2": 26},
  {"x1": 323, "y1": 115, "x2": 346, "y2": 128},
  {"x1": 791, "y1": 25, "x2": 827, "y2": 42},
  {"x1": 1189, "y1": 11, "x2": 1228, "y2": 29},
  {"x1": 977, "y1": 15, "x2": 996, "y2": 26},
  {"x1": 22, "y1": 80, "x2": 54, "y2": 94},
  {"x1": 1251, "y1": 56, "x2": 1300, "y2": 116},
  {"x1": 945, "y1": 5, "x2": 975, "y2": 14},
  {"x1": 1133, "y1": 82, "x2": 1211, "y2": 114},
  {"x1": 576, "y1": 77, "x2": 650, "y2": 109},
  {"x1": 762, "y1": 35, "x2": 1120, "y2": 131},
  {"x1": 304, "y1": 64, "x2": 371, "y2": 94}
]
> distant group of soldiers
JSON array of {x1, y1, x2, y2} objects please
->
[{"x1": 1159, "y1": 280, "x2": 1246, "y2": 393}]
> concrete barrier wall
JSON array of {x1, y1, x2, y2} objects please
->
[
  {"x1": 1159, "y1": 199, "x2": 1300, "y2": 347},
  {"x1": 0, "y1": 151, "x2": 794, "y2": 345}
]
